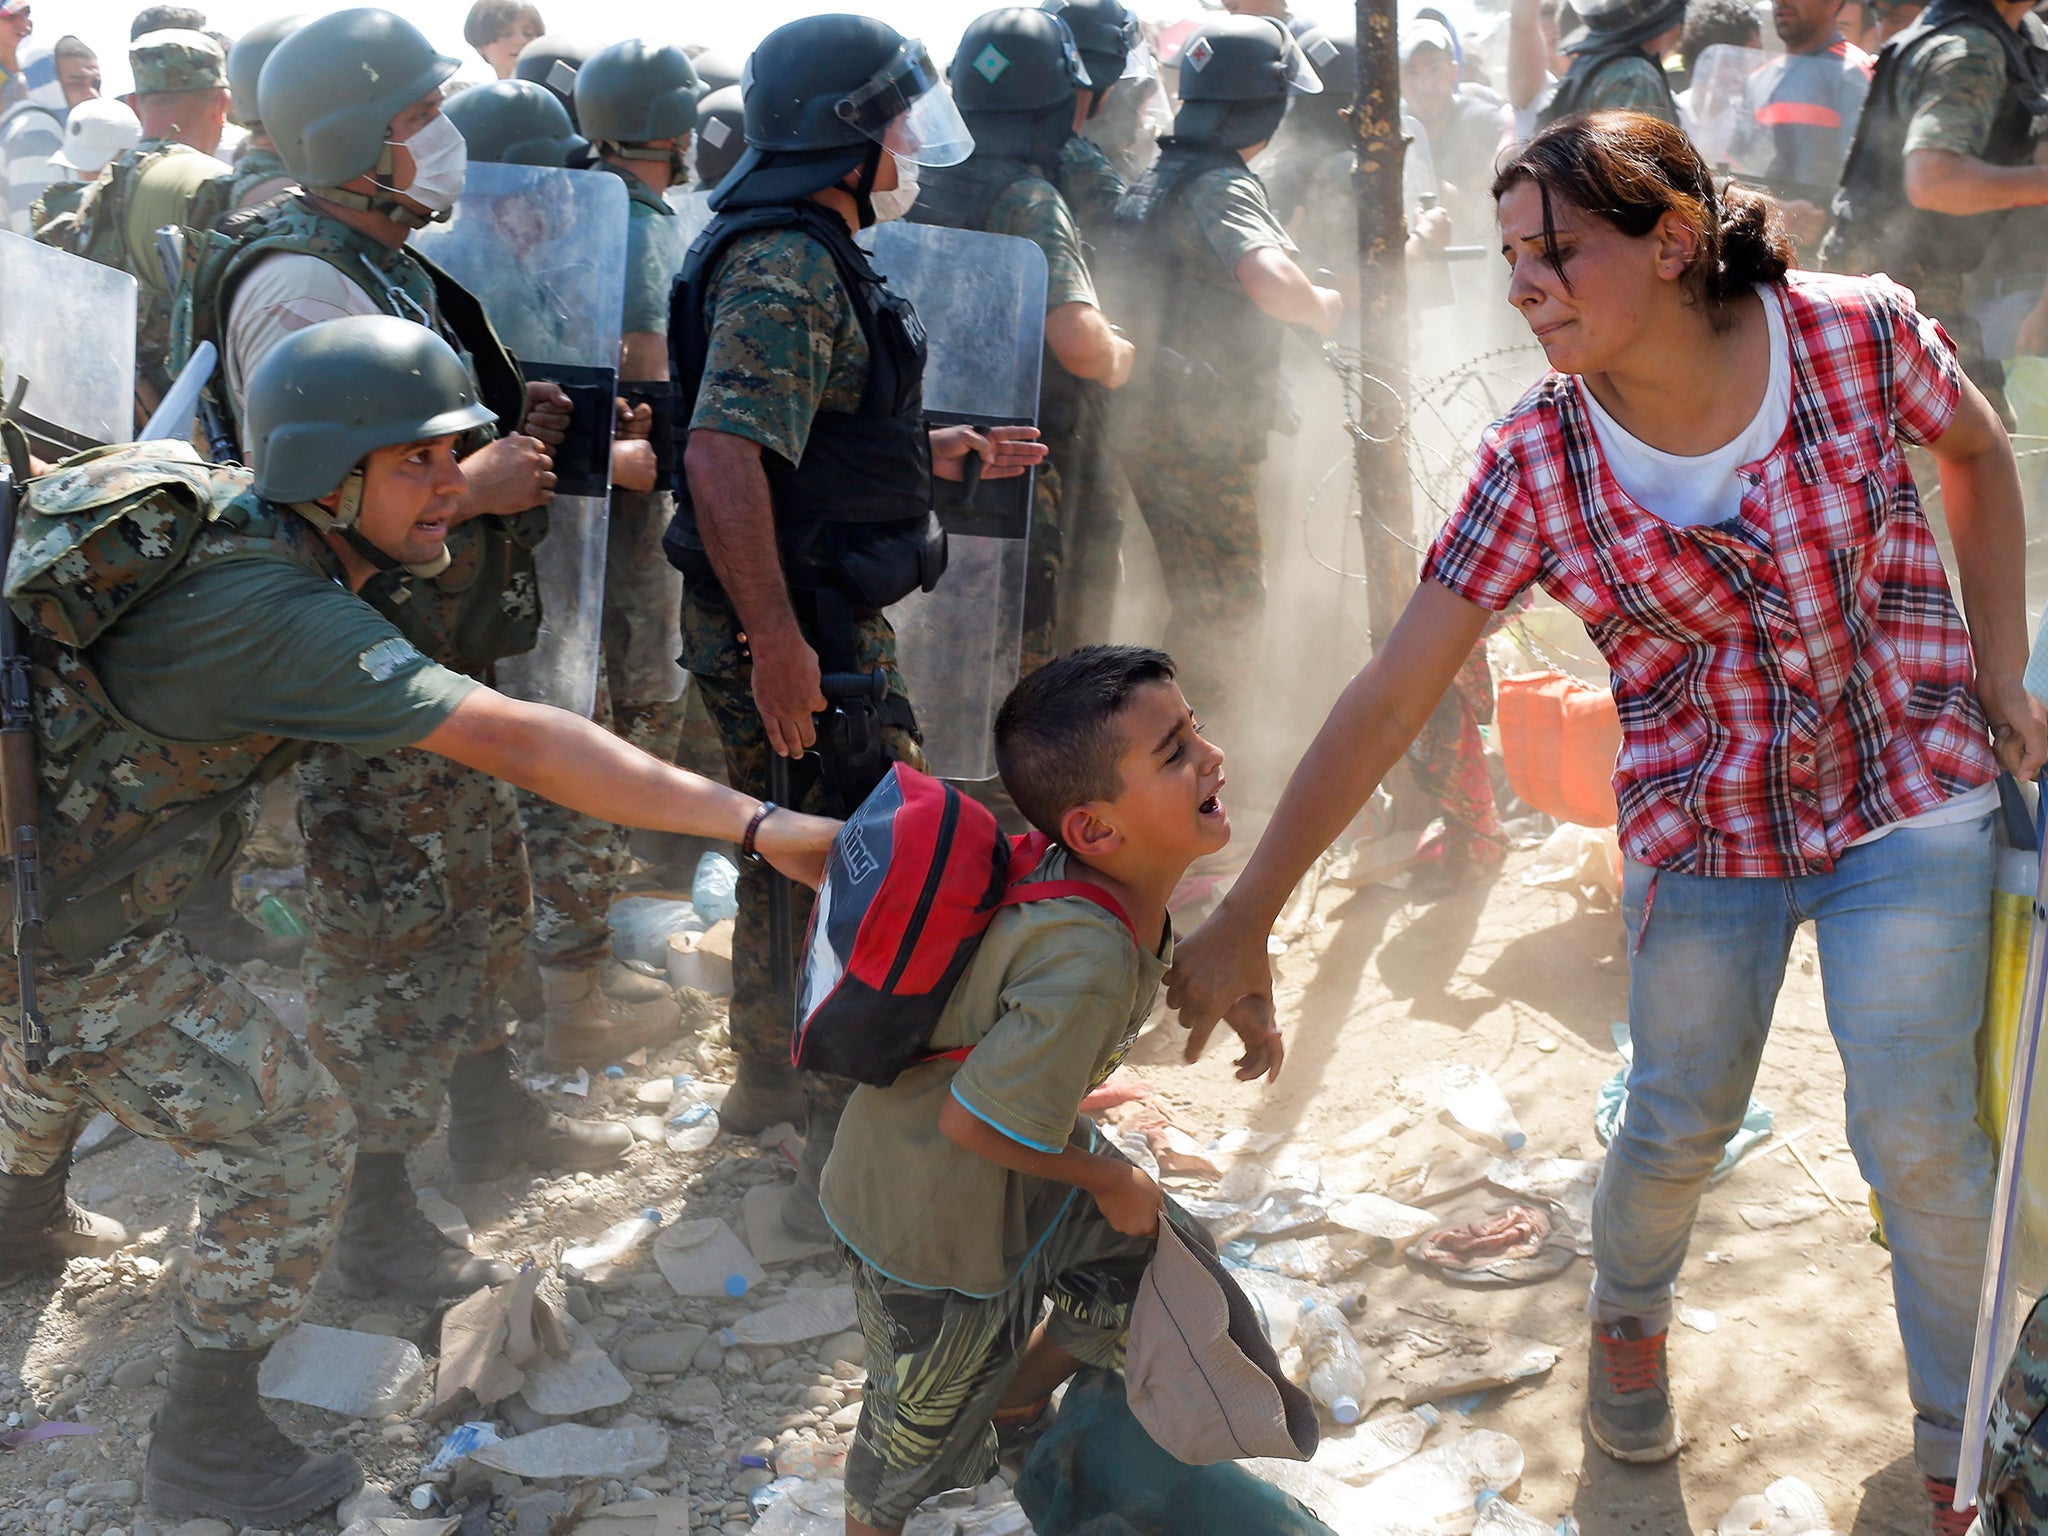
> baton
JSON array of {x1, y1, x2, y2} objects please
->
[{"x1": 139, "y1": 341, "x2": 217, "y2": 443}]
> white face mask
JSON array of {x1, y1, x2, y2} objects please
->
[
  {"x1": 394, "y1": 111, "x2": 467, "y2": 215},
  {"x1": 869, "y1": 154, "x2": 919, "y2": 223}
]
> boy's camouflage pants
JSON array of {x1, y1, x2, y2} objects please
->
[
  {"x1": 0, "y1": 927, "x2": 354, "y2": 1350},
  {"x1": 298, "y1": 742, "x2": 529, "y2": 1155}
]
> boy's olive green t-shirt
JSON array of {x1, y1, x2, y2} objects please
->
[{"x1": 819, "y1": 847, "x2": 1169, "y2": 1297}]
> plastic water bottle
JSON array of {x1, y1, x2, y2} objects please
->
[
  {"x1": 1297, "y1": 1303, "x2": 1369, "y2": 1424},
  {"x1": 1442, "y1": 1064, "x2": 1528, "y2": 1151},
  {"x1": 1368, "y1": 1429, "x2": 1526, "y2": 1534},
  {"x1": 562, "y1": 1208, "x2": 661, "y2": 1281},
  {"x1": 1237, "y1": 1270, "x2": 1316, "y2": 1350},
  {"x1": 1322, "y1": 1404, "x2": 1440, "y2": 1479},
  {"x1": 1474, "y1": 1492, "x2": 1557, "y2": 1535},
  {"x1": 665, "y1": 1082, "x2": 721, "y2": 1152},
  {"x1": 692, "y1": 851, "x2": 740, "y2": 923}
]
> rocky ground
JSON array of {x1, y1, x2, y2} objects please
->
[{"x1": 0, "y1": 829, "x2": 1955, "y2": 1536}]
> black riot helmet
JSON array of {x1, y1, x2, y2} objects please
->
[
  {"x1": 1042, "y1": 0, "x2": 1141, "y2": 103},
  {"x1": 513, "y1": 33, "x2": 598, "y2": 125},
  {"x1": 1172, "y1": 15, "x2": 1322, "y2": 150},
  {"x1": 948, "y1": 8, "x2": 1090, "y2": 168},
  {"x1": 441, "y1": 78, "x2": 590, "y2": 166},
  {"x1": 693, "y1": 84, "x2": 745, "y2": 190},
  {"x1": 714, "y1": 13, "x2": 974, "y2": 216},
  {"x1": 1289, "y1": 22, "x2": 1355, "y2": 140}
]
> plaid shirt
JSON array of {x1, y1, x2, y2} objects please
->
[{"x1": 1425, "y1": 271, "x2": 1995, "y2": 878}]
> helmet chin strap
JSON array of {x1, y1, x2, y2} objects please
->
[
  {"x1": 850, "y1": 142, "x2": 884, "y2": 229},
  {"x1": 291, "y1": 471, "x2": 455, "y2": 579},
  {"x1": 611, "y1": 139, "x2": 690, "y2": 186},
  {"x1": 316, "y1": 143, "x2": 446, "y2": 229}
]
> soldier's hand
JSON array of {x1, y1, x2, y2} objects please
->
[
  {"x1": 1105, "y1": 334, "x2": 1137, "y2": 390},
  {"x1": 754, "y1": 806, "x2": 841, "y2": 889},
  {"x1": 616, "y1": 397, "x2": 653, "y2": 440},
  {"x1": 611, "y1": 437, "x2": 659, "y2": 493},
  {"x1": 521, "y1": 381, "x2": 574, "y2": 448},
  {"x1": 1309, "y1": 285, "x2": 1345, "y2": 338},
  {"x1": 1413, "y1": 206, "x2": 1453, "y2": 253},
  {"x1": 931, "y1": 423, "x2": 1047, "y2": 482},
  {"x1": 459, "y1": 433, "x2": 557, "y2": 515},
  {"x1": 746, "y1": 628, "x2": 825, "y2": 757}
]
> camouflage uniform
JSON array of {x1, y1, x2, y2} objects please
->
[
  {"x1": 0, "y1": 444, "x2": 483, "y2": 1346},
  {"x1": 1057, "y1": 134, "x2": 1127, "y2": 244},
  {"x1": 679, "y1": 226, "x2": 930, "y2": 1109},
  {"x1": 1979, "y1": 1289, "x2": 2048, "y2": 1535},
  {"x1": 63, "y1": 33, "x2": 233, "y2": 414},
  {"x1": 227, "y1": 143, "x2": 293, "y2": 210},
  {"x1": 180, "y1": 193, "x2": 545, "y2": 1152},
  {"x1": 1116, "y1": 156, "x2": 1295, "y2": 739},
  {"x1": 1540, "y1": 49, "x2": 1680, "y2": 125}
]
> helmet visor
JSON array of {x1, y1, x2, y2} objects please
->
[
  {"x1": 836, "y1": 40, "x2": 975, "y2": 165},
  {"x1": 1278, "y1": 28, "x2": 1324, "y2": 93}
]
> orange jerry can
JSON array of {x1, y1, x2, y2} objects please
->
[{"x1": 1495, "y1": 670, "x2": 1622, "y2": 828}]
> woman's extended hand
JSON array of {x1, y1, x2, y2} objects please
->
[{"x1": 1166, "y1": 896, "x2": 1279, "y2": 1069}]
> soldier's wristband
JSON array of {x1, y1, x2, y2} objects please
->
[{"x1": 742, "y1": 801, "x2": 778, "y2": 864}]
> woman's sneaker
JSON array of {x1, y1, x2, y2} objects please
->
[{"x1": 1587, "y1": 1318, "x2": 1683, "y2": 1463}]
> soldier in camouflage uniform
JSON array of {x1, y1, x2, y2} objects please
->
[
  {"x1": 1977, "y1": 1290, "x2": 2048, "y2": 1536},
  {"x1": 222, "y1": 14, "x2": 304, "y2": 210},
  {"x1": 1045, "y1": 0, "x2": 1147, "y2": 240},
  {"x1": 1112, "y1": 16, "x2": 1340, "y2": 747},
  {"x1": 911, "y1": 8, "x2": 1136, "y2": 675},
  {"x1": 52, "y1": 30, "x2": 232, "y2": 426},
  {"x1": 443, "y1": 69, "x2": 690, "y2": 1066},
  {"x1": 1823, "y1": 0, "x2": 2048, "y2": 426},
  {"x1": 1536, "y1": 0, "x2": 1684, "y2": 126},
  {"x1": 0, "y1": 314, "x2": 833, "y2": 1527},
  {"x1": 168, "y1": 8, "x2": 659, "y2": 1306},
  {"x1": 666, "y1": 13, "x2": 1044, "y2": 1238}
]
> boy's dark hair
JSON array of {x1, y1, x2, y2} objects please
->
[
  {"x1": 995, "y1": 645, "x2": 1177, "y2": 841},
  {"x1": 130, "y1": 5, "x2": 206, "y2": 39},
  {"x1": 1678, "y1": 0, "x2": 1762, "y2": 75},
  {"x1": 465, "y1": 0, "x2": 546, "y2": 50}
]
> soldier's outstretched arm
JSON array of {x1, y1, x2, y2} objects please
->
[
  {"x1": 1234, "y1": 248, "x2": 1344, "y2": 336},
  {"x1": 417, "y1": 685, "x2": 837, "y2": 887}
]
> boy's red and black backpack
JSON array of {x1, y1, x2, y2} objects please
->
[{"x1": 792, "y1": 763, "x2": 1137, "y2": 1086}]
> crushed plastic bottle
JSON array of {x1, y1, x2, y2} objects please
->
[
  {"x1": 750, "y1": 1474, "x2": 845, "y2": 1536},
  {"x1": 1236, "y1": 1269, "x2": 1318, "y2": 1350},
  {"x1": 1715, "y1": 1476, "x2": 1833, "y2": 1536},
  {"x1": 257, "y1": 1324, "x2": 424, "y2": 1417},
  {"x1": 692, "y1": 851, "x2": 740, "y2": 924},
  {"x1": 1316, "y1": 1404, "x2": 1440, "y2": 1480},
  {"x1": 608, "y1": 896, "x2": 704, "y2": 969},
  {"x1": 562, "y1": 1209, "x2": 662, "y2": 1283},
  {"x1": 1298, "y1": 1303, "x2": 1369, "y2": 1424},
  {"x1": 1442, "y1": 1064, "x2": 1528, "y2": 1151},
  {"x1": 1248, "y1": 1233, "x2": 1372, "y2": 1285},
  {"x1": 718, "y1": 1284, "x2": 858, "y2": 1346},
  {"x1": 664, "y1": 1082, "x2": 721, "y2": 1152},
  {"x1": 1365, "y1": 1429, "x2": 1526, "y2": 1535},
  {"x1": 1474, "y1": 1491, "x2": 1557, "y2": 1535}
]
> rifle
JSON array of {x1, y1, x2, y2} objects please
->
[{"x1": 0, "y1": 464, "x2": 49, "y2": 1072}]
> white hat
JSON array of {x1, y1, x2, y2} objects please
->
[{"x1": 50, "y1": 98, "x2": 142, "y2": 175}]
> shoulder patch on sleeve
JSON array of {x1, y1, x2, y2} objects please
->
[{"x1": 357, "y1": 635, "x2": 424, "y2": 682}]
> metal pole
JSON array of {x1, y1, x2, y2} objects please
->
[{"x1": 1352, "y1": 0, "x2": 1419, "y2": 656}]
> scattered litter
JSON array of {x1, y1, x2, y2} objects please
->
[
  {"x1": 467, "y1": 1417, "x2": 669, "y2": 1481},
  {"x1": 415, "y1": 1187, "x2": 472, "y2": 1247},
  {"x1": 563, "y1": 1209, "x2": 663, "y2": 1283},
  {"x1": 1114, "y1": 1128, "x2": 1162, "y2": 1180},
  {"x1": 1411, "y1": 1205, "x2": 1575, "y2": 1286},
  {"x1": 1245, "y1": 1233, "x2": 1374, "y2": 1285},
  {"x1": 663, "y1": 1093, "x2": 722, "y2": 1153},
  {"x1": 433, "y1": 1269, "x2": 570, "y2": 1415},
  {"x1": 691, "y1": 851, "x2": 740, "y2": 923},
  {"x1": 1486, "y1": 1156, "x2": 1598, "y2": 1256},
  {"x1": 1597, "y1": 1063, "x2": 1771, "y2": 1178},
  {"x1": 1143, "y1": 1124, "x2": 1223, "y2": 1178},
  {"x1": 1383, "y1": 1328, "x2": 1560, "y2": 1405},
  {"x1": 259, "y1": 1324, "x2": 424, "y2": 1417},
  {"x1": 1324, "y1": 1192, "x2": 1440, "y2": 1246},
  {"x1": 609, "y1": 897, "x2": 704, "y2": 969},
  {"x1": 1296, "y1": 1303, "x2": 1370, "y2": 1424},
  {"x1": 559, "y1": 1067, "x2": 592, "y2": 1099},
  {"x1": 1677, "y1": 1306, "x2": 1719, "y2": 1334},
  {"x1": 635, "y1": 1079, "x2": 676, "y2": 1107},
  {"x1": 749, "y1": 1474, "x2": 845, "y2": 1536},
  {"x1": 719, "y1": 1284, "x2": 858, "y2": 1346},
  {"x1": 653, "y1": 1216, "x2": 767, "y2": 1298},
  {"x1": 667, "y1": 919, "x2": 734, "y2": 996},
  {"x1": 1715, "y1": 1475, "x2": 1835, "y2": 1536},
  {"x1": 0, "y1": 1421, "x2": 97, "y2": 1450},
  {"x1": 1363, "y1": 1428, "x2": 1527, "y2": 1535},
  {"x1": 1473, "y1": 1492, "x2": 1564, "y2": 1535},
  {"x1": 336, "y1": 1517, "x2": 458, "y2": 1536},
  {"x1": 1522, "y1": 823, "x2": 1621, "y2": 900},
  {"x1": 742, "y1": 1182, "x2": 835, "y2": 1264},
  {"x1": 423, "y1": 1421, "x2": 500, "y2": 1474},
  {"x1": 1305, "y1": 1404, "x2": 1440, "y2": 1482},
  {"x1": 1441, "y1": 1065, "x2": 1527, "y2": 1151},
  {"x1": 570, "y1": 1495, "x2": 695, "y2": 1536},
  {"x1": 1533, "y1": 1037, "x2": 1558, "y2": 1054},
  {"x1": 1738, "y1": 1195, "x2": 1834, "y2": 1230},
  {"x1": 774, "y1": 1439, "x2": 849, "y2": 1479},
  {"x1": 519, "y1": 1317, "x2": 632, "y2": 1414}
]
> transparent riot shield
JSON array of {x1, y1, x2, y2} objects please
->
[
  {"x1": 0, "y1": 232, "x2": 138, "y2": 456},
  {"x1": 1684, "y1": 44, "x2": 1770, "y2": 182},
  {"x1": 1688, "y1": 44, "x2": 1857, "y2": 206},
  {"x1": 862, "y1": 222, "x2": 1047, "y2": 781},
  {"x1": 664, "y1": 188, "x2": 716, "y2": 250},
  {"x1": 412, "y1": 163, "x2": 628, "y2": 719}
]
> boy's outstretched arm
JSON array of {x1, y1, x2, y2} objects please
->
[{"x1": 936, "y1": 1095, "x2": 1162, "y2": 1238}]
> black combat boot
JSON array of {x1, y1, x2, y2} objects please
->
[
  {"x1": 445, "y1": 1044, "x2": 634, "y2": 1182},
  {"x1": 327, "y1": 1152, "x2": 514, "y2": 1303},
  {"x1": 780, "y1": 1097, "x2": 842, "y2": 1243},
  {"x1": 0, "y1": 1158, "x2": 130, "y2": 1280},
  {"x1": 144, "y1": 1339, "x2": 362, "y2": 1523}
]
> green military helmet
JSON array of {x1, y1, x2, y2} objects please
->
[
  {"x1": 1172, "y1": 15, "x2": 1321, "y2": 148},
  {"x1": 130, "y1": 28, "x2": 228, "y2": 96},
  {"x1": 689, "y1": 47, "x2": 744, "y2": 94},
  {"x1": 1041, "y1": 0, "x2": 1141, "y2": 96},
  {"x1": 576, "y1": 40, "x2": 704, "y2": 148},
  {"x1": 443, "y1": 79, "x2": 590, "y2": 167},
  {"x1": 246, "y1": 314, "x2": 494, "y2": 524},
  {"x1": 716, "y1": 13, "x2": 973, "y2": 209},
  {"x1": 227, "y1": 14, "x2": 308, "y2": 129},
  {"x1": 514, "y1": 35, "x2": 599, "y2": 125},
  {"x1": 260, "y1": 9, "x2": 461, "y2": 188},
  {"x1": 693, "y1": 84, "x2": 745, "y2": 189}
]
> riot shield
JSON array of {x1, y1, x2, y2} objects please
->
[
  {"x1": 862, "y1": 222, "x2": 1047, "y2": 782},
  {"x1": 1684, "y1": 45, "x2": 1770, "y2": 181},
  {"x1": 0, "y1": 232, "x2": 138, "y2": 456},
  {"x1": 1687, "y1": 44, "x2": 1853, "y2": 206},
  {"x1": 412, "y1": 162, "x2": 628, "y2": 719},
  {"x1": 664, "y1": 187, "x2": 716, "y2": 250}
]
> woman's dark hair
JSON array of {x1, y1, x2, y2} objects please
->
[
  {"x1": 464, "y1": 0, "x2": 545, "y2": 51},
  {"x1": 1490, "y1": 110, "x2": 1792, "y2": 331}
]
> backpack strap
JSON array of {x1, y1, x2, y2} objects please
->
[{"x1": 995, "y1": 879, "x2": 1139, "y2": 947}]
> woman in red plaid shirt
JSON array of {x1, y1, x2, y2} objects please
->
[{"x1": 1171, "y1": 111, "x2": 2048, "y2": 1533}]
